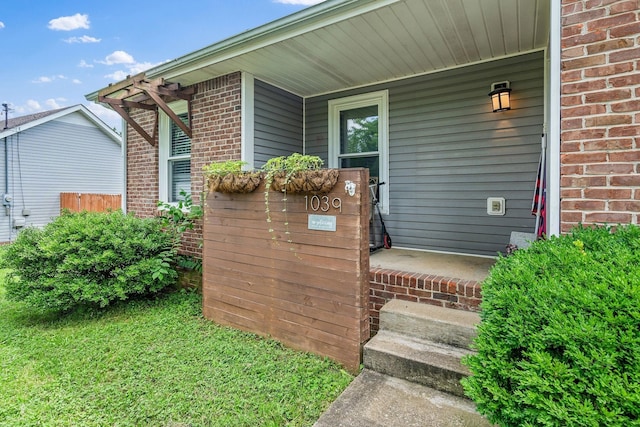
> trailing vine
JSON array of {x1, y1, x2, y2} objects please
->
[{"x1": 261, "y1": 153, "x2": 326, "y2": 244}]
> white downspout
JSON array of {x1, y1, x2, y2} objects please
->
[{"x1": 548, "y1": 0, "x2": 561, "y2": 236}]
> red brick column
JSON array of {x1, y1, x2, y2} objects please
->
[
  {"x1": 124, "y1": 72, "x2": 243, "y2": 258},
  {"x1": 184, "y1": 72, "x2": 243, "y2": 258},
  {"x1": 126, "y1": 109, "x2": 159, "y2": 219},
  {"x1": 560, "y1": 0, "x2": 639, "y2": 232}
]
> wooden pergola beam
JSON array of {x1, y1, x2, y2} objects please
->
[
  {"x1": 99, "y1": 96, "x2": 156, "y2": 111},
  {"x1": 134, "y1": 81, "x2": 192, "y2": 138},
  {"x1": 97, "y1": 73, "x2": 195, "y2": 146},
  {"x1": 102, "y1": 100, "x2": 158, "y2": 146},
  {"x1": 98, "y1": 73, "x2": 145, "y2": 98}
]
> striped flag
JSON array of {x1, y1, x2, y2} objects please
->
[{"x1": 532, "y1": 151, "x2": 546, "y2": 239}]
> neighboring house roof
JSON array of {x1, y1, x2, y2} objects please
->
[
  {"x1": 88, "y1": 0, "x2": 550, "y2": 100},
  {"x1": 4, "y1": 108, "x2": 67, "y2": 129},
  {"x1": 0, "y1": 104, "x2": 122, "y2": 144}
]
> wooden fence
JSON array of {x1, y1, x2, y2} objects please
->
[
  {"x1": 202, "y1": 169, "x2": 370, "y2": 373},
  {"x1": 60, "y1": 193, "x2": 122, "y2": 213}
]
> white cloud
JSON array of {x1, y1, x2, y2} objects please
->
[
  {"x1": 97, "y1": 50, "x2": 167, "y2": 82},
  {"x1": 72, "y1": 79, "x2": 82, "y2": 84},
  {"x1": 45, "y1": 98, "x2": 66, "y2": 109},
  {"x1": 26, "y1": 100, "x2": 42, "y2": 111},
  {"x1": 105, "y1": 70, "x2": 129, "y2": 81},
  {"x1": 0, "y1": 22, "x2": 5, "y2": 29},
  {"x1": 65, "y1": 35, "x2": 101, "y2": 44},
  {"x1": 78, "y1": 59, "x2": 93, "y2": 68},
  {"x1": 103, "y1": 59, "x2": 165, "y2": 82},
  {"x1": 99, "y1": 50, "x2": 135, "y2": 65},
  {"x1": 32, "y1": 75, "x2": 66, "y2": 83},
  {"x1": 273, "y1": 0, "x2": 324, "y2": 4},
  {"x1": 48, "y1": 13, "x2": 90, "y2": 31},
  {"x1": 127, "y1": 61, "x2": 163, "y2": 74}
]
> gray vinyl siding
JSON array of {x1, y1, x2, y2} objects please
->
[
  {"x1": 253, "y1": 79, "x2": 303, "y2": 167},
  {"x1": 0, "y1": 114, "x2": 122, "y2": 242},
  {"x1": 305, "y1": 51, "x2": 544, "y2": 256}
]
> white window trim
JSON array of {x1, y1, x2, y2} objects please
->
[
  {"x1": 158, "y1": 101, "x2": 189, "y2": 204},
  {"x1": 328, "y1": 90, "x2": 389, "y2": 214},
  {"x1": 241, "y1": 72, "x2": 255, "y2": 170}
]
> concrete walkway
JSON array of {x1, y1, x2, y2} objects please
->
[{"x1": 314, "y1": 369, "x2": 494, "y2": 427}]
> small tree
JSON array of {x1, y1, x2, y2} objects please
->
[{"x1": 463, "y1": 224, "x2": 640, "y2": 426}]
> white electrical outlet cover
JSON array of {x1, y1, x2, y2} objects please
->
[{"x1": 487, "y1": 197, "x2": 505, "y2": 215}]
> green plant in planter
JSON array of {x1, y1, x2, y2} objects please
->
[
  {"x1": 261, "y1": 153, "x2": 339, "y2": 244},
  {"x1": 262, "y1": 153, "x2": 327, "y2": 193},
  {"x1": 203, "y1": 160, "x2": 261, "y2": 194}
]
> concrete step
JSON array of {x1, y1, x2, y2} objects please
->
[
  {"x1": 313, "y1": 369, "x2": 494, "y2": 427},
  {"x1": 380, "y1": 299, "x2": 480, "y2": 350},
  {"x1": 363, "y1": 330, "x2": 473, "y2": 397}
]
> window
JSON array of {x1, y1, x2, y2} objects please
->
[
  {"x1": 328, "y1": 90, "x2": 389, "y2": 213},
  {"x1": 159, "y1": 103, "x2": 191, "y2": 203}
]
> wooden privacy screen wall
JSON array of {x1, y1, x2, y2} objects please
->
[
  {"x1": 203, "y1": 168, "x2": 369, "y2": 373},
  {"x1": 60, "y1": 193, "x2": 122, "y2": 213}
]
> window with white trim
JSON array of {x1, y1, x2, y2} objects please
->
[
  {"x1": 328, "y1": 90, "x2": 389, "y2": 213},
  {"x1": 159, "y1": 102, "x2": 191, "y2": 203}
]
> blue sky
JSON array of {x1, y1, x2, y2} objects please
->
[{"x1": 0, "y1": 0, "x2": 324, "y2": 130}]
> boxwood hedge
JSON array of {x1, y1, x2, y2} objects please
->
[
  {"x1": 463, "y1": 224, "x2": 640, "y2": 426},
  {"x1": 2, "y1": 211, "x2": 177, "y2": 311}
]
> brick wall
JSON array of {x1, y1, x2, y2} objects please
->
[
  {"x1": 369, "y1": 269, "x2": 482, "y2": 333},
  {"x1": 560, "y1": 0, "x2": 640, "y2": 232},
  {"x1": 184, "y1": 72, "x2": 243, "y2": 257},
  {"x1": 125, "y1": 72, "x2": 243, "y2": 258},
  {"x1": 126, "y1": 108, "x2": 159, "y2": 218}
]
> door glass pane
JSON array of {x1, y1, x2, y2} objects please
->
[
  {"x1": 340, "y1": 156, "x2": 379, "y2": 179},
  {"x1": 170, "y1": 159, "x2": 191, "y2": 202},
  {"x1": 340, "y1": 106, "x2": 378, "y2": 154}
]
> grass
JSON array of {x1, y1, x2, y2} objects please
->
[{"x1": 0, "y1": 281, "x2": 353, "y2": 426}]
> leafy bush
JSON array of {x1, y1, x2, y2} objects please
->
[
  {"x1": 2, "y1": 211, "x2": 177, "y2": 311},
  {"x1": 463, "y1": 225, "x2": 640, "y2": 426},
  {"x1": 157, "y1": 190, "x2": 203, "y2": 238}
]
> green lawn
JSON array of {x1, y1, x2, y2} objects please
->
[{"x1": 0, "y1": 282, "x2": 353, "y2": 426}]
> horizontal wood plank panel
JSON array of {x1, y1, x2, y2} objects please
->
[
  {"x1": 203, "y1": 280, "x2": 361, "y2": 341},
  {"x1": 203, "y1": 225, "x2": 360, "y2": 253},
  {"x1": 203, "y1": 270, "x2": 361, "y2": 312},
  {"x1": 203, "y1": 168, "x2": 369, "y2": 372}
]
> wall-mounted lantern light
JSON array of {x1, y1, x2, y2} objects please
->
[{"x1": 489, "y1": 81, "x2": 511, "y2": 112}]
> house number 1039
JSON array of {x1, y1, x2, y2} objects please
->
[{"x1": 305, "y1": 195, "x2": 342, "y2": 213}]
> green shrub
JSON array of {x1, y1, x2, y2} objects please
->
[
  {"x1": 2, "y1": 211, "x2": 177, "y2": 311},
  {"x1": 462, "y1": 224, "x2": 640, "y2": 426}
]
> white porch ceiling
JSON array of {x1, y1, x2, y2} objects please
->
[{"x1": 150, "y1": 0, "x2": 551, "y2": 98}]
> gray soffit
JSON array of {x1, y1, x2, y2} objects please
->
[{"x1": 89, "y1": 0, "x2": 550, "y2": 100}]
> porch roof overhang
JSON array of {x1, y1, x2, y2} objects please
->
[{"x1": 88, "y1": 0, "x2": 550, "y2": 106}]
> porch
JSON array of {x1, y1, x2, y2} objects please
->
[
  {"x1": 368, "y1": 248, "x2": 495, "y2": 333},
  {"x1": 370, "y1": 248, "x2": 494, "y2": 283}
]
